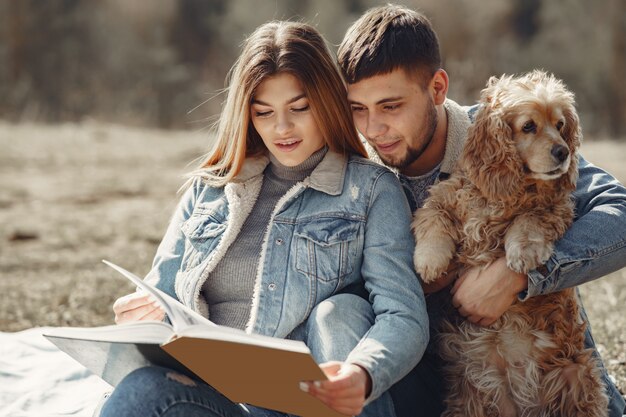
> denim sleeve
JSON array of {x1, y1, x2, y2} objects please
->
[
  {"x1": 522, "y1": 155, "x2": 626, "y2": 299},
  {"x1": 143, "y1": 178, "x2": 203, "y2": 298},
  {"x1": 345, "y1": 171, "x2": 429, "y2": 402}
]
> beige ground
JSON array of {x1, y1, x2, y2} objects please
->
[{"x1": 0, "y1": 121, "x2": 624, "y2": 394}]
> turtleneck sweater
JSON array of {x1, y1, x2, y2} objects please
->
[{"x1": 201, "y1": 146, "x2": 328, "y2": 329}]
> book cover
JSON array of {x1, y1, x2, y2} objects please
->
[{"x1": 43, "y1": 261, "x2": 343, "y2": 417}]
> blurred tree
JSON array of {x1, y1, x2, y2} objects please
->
[
  {"x1": 171, "y1": 0, "x2": 227, "y2": 68},
  {"x1": 3, "y1": 0, "x2": 96, "y2": 121},
  {"x1": 510, "y1": 0, "x2": 541, "y2": 43},
  {"x1": 0, "y1": 0, "x2": 623, "y2": 137},
  {"x1": 609, "y1": 0, "x2": 626, "y2": 137}
]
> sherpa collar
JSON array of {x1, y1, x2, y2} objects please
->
[
  {"x1": 232, "y1": 150, "x2": 347, "y2": 196},
  {"x1": 440, "y1": 99, "x2": 473, "y2": 175}
]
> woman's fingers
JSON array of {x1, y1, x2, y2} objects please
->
[
  {"x1": 113, "y1": 292, "x2": 151, "y2": 313},
  {"x1": 138, "y1": 304, "x2": 166, "y2": 322},
  {"x1": 113, "y1": 292, "x2": 162, "y2": 324}
]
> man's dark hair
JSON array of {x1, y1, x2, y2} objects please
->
[{"x1": 338, "y1": 4, "x2": 441, "y2": 86}]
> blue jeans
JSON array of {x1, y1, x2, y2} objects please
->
[{"x1": 98, "y1": 294, "x2": 396, "y2": 417}]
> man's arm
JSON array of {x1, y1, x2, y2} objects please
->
[
  {"x1": 452, "y1": 155, "x2": 626, "y2": 325},
  {"x1": 524, "y1": 156, "x2": 626, "y2": 298}
]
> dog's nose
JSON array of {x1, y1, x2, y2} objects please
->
[{"x1": 551, "y1": 144, "x2": 569, "y2": 163}]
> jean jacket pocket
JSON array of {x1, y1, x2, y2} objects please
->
[
  {"x1": 180, "y1": 202, "x2": 227, "y2": 270},
  {"x1": 295, "y1": 217, "x2": 361, "y2": 282}
]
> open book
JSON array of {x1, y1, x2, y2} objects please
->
[{"x1": 43, "y1": 260, "x2": 343, "y2": 417}]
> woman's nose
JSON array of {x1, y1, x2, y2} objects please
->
[{"x1": 275, "y1": 114, "x2": 294, "y2": 136}]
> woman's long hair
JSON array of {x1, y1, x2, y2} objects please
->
[{"x1": 193, "y1": 21, "x2": 366, "y2": 187}]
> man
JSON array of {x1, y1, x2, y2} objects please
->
[{"x1": 337, "y1": 4, "x2": 626, "y2": 417}]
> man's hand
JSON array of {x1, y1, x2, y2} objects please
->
[
  {"x1": 421, "y1": 262, "x2": 459, "y2": 294},
  {"x1": 451, "y1": 257, "x2": 528, "y2": 326},
  {"x1": 300, "y1": 361, "x2": 371, "y2": 416}
]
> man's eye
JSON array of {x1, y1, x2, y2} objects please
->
[
  {"x1": 522, "y1": 120, "x2": 537, "y2": 134},
  {"x1": 384, "y1": 104, "x2": 400, "y2": 111}
]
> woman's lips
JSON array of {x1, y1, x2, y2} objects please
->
[{"x1": 274, "y1": 139, "x2": 302, "y2": 152}]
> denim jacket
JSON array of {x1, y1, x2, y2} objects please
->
[{"x1": 144, "y1": 150, "x2": 429, "y2": 401}]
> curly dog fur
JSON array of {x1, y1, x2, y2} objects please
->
[{"x1": 412, "y1": 70, "x2": 608, "y2": 417}]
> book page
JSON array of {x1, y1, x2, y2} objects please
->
[
  {"x1": 44, "y1": 321, "x2": 175, "y2": 344},
  {"x1": 179, "y1": 324, "x2": 311, "y2": 353},
  {"x1": 102, "y1": 260, "x2": 215, "y2": 331}
]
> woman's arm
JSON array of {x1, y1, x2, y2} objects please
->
[
  {"x1": 345, "y1": 170, "x2": 429, "y2": 402},
  {"x1": 143, "y1": 179, "x2": 204, "y2": 295}
]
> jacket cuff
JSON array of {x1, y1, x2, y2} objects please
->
[
  {"x1": 345, "y1": 350, "x2": 393, "y2": 404},
  {"x1": 519, "y1": 256, "x2": 559, "y2": 300}
]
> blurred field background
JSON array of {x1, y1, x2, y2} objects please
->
[{"x1": 0, "y1": 0, "x2": 624, "y2": 398}]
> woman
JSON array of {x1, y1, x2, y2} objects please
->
[{"x1": 100, "y1": 21, "x2": 428, "y2": 417}]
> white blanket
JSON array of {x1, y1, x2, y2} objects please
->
[{"x1": 0, "y1": 328, "x2": 110, "y2": 417}]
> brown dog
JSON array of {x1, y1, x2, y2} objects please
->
[{"x1": 412, "y1": 70, "x2": 607, "y2": 417}]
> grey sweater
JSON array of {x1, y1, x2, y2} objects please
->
[{"x1": 201, "y1": 147, "x2": 327, "y2": 329}]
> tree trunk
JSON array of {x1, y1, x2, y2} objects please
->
[{"x1": 609, "y1": 0, "x2": 626, "y2": 138}]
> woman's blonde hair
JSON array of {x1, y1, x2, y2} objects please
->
[{"x1": 194, "y1": 21, "x2": 366, "y2": 186}]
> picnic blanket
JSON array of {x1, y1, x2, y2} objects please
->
[{"x1": 0, "y1": 328, "x2": 110, "y2": 417}]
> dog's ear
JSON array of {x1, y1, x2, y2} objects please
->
[
  {"x1": 461, "y1": 83, "x2": 524, "y2": 201},
  {"x1": 557, "y1": 103, "x2": 581, "y2": 191},
  {"x1": 486, "y1": 76, "x2": 500, "y2": 89}
]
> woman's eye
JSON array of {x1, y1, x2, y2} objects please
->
[
  {"x1": 291, "y1": 105, "x2": 309, "y2": 113},
  {"x1": 522, "y1": 121, "x2": 537, "y2": 133},
  {"x1": 254, "y1": 110, "x2": 272, "y2": 117}
]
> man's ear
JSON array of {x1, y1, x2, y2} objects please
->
[{"x1": 431, "y1": 69, "x2": 449, "y2": 106}]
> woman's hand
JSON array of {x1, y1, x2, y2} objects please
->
[
  {"x1": 301, "y1": 361, "x2": 371, "y2": 416},
  {"x1": 112, "y1": 291, "x2": 165, "y2": 324}
]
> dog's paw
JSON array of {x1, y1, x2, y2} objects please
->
[
  {"x1": 506, "y1": 241, "x2": 553, "y2": 274},
  {"x1": 414, "y1": 238, "x2": 454, "y2": 283}
]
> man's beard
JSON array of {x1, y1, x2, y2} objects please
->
[{"x1": 379, "y1": 100, "x2": 438, "y2": 170}]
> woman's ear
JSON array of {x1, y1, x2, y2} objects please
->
[{"x1": 461, "y1": 83, "x2": 524, "y2": 201}]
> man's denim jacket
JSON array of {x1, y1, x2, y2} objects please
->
[{"x1": 144, "y1": 151, "x2": 429, "y2": 401}]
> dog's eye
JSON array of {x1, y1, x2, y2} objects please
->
[
  {"x1": 556, "y1": 121, "x2": 564, "y2": 131},
  {"x1": 522, "y1": 121, "x2": 537, "y2": 134}
]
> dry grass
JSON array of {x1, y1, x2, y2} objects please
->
[{"x1": 0, "y1": 121, "x2": 624, "y2": 395}]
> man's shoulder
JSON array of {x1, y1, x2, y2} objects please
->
[
  {"x1": 441, "y1": 99, "x2": 477, "y2": 174},
  {"x1": 444, "y1": 98, "x2": 478, "y2": 123},
  {"x1": 348, "y1": 153, "x2": 396, "y2": 177}
]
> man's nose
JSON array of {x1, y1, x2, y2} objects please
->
[{"x1": 365, "y1": 114, "x2": 387, "y2": 139}]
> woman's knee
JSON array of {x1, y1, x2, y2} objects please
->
[
  {"x1": 309, "y1": 294, "x2": 374, "y2": 328},
  {"x1": 306, "y1": 294, "x2": 375, "y2": 362},
  {"x1": 99, "y1": 366, "x2": 196, "y2": 416}
]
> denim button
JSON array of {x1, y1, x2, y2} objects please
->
[
  {"x1": 268, "y1": 283, "x2": 277, "y2": 291},
  {"x1": 275, "y1": 238, "x2": 284, "y2": 245}
]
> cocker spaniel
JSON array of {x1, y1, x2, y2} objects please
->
[{"x1": 412, "y1": 70, "x2": 607, "y2": 417}]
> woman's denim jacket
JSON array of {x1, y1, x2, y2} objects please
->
[{"x1": 144, "y1": 151, "x2": 429, "y2": 401}]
